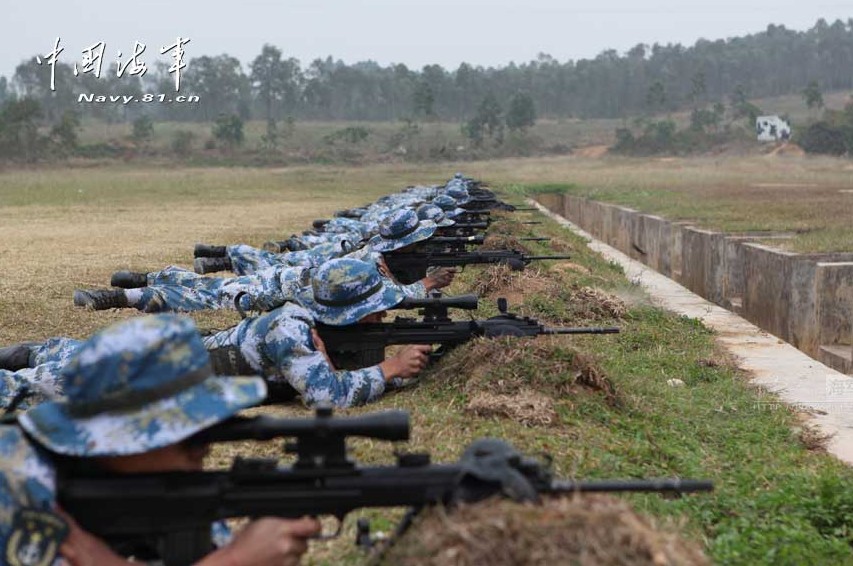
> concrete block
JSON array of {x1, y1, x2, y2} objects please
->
[
  {"x1": 587, "y1": 199, "x2": 606, "y2": 240},
  {"x1": 816, "y1": 262, "x2": 853, "y2": 349},
  {"x1": 630, "y1": 213, "x2": 647, "y2": 262},
  {"x1": 819, "y1": 345, "x2": 853, "y2": 375},
  {"x1": 635, "y1": 214, "x2": 672, "y2": 276},
  {"x1": 613, "y1": 206, "x2": 636, "y2": 254},
  {"x1": 680, "y1": 228, "x2": 726, "y2": 303},
  {"x1": 566, "y1": 194, "x2": 581, "y2": 222},
  {"x1": 721, "y1": 234, "x2": 795, "y2": 310},
  {"x1": 741, "y1": 243, "x2": 796, "y2": 342},
  {"x1": 535, "y1": 192, "x2": 561, "y2": 214},
  {"x1": 671, "y1": 224, "x2": 687, "y2": 282}
]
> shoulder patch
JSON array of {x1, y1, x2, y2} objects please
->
[{"x1": 4, "y1": 508, "x2": 67, "y2": 566}]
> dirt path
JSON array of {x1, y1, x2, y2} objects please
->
[{"x1": 531, "y1": 199, "x2": 853, "y2": 465}]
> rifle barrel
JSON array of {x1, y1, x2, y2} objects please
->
[
  {"x1": 525, "y1": 255, "x2": 573, "y2": 261},
  {"x1": 543, "y1": 326, "x2": 620, "y2": 335},
  {"x1": 519, "y1": 237, "x2": 550, "y2": 242},
  {"x1": 551, "y1": 478, "x2": 713, "y2": 493}
]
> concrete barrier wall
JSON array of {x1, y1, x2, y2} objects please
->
[
  {"x1": 741, "y1": 243, "x2": 798, "y2": 343},
  {"x1": 534, "y1": 192, "x2": 853, "y2": 375},
  {"x1": 816, "y1": 262, "x2": 853, "y2": 347}
]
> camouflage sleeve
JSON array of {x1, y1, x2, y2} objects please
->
[
  {"x1": 400, "y1": 280, "x2": 427, "y2": 299},
  {"x1": 0, "y1": 364, "x2": 65, "y2": 411},
  {"x1": 0, "y1": 427, "x2": 62, "y2": 566},
  {"x1": 262, "y1": 316, "x2": 386, "y2": 408},
  {"x1": 30, "y1": 338, "x2": 83, "y2": 366}
]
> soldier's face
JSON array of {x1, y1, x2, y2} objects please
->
[
  {"x1": 359, "y1": 311, "x2": 388, "y2": 324},
  {"x1": 387, "y1": 244, "x2": 415, "y2": 254},
  {"x1": 96, "y1": 442, "x2": 210, "y2": 473}
]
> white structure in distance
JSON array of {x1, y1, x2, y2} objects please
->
[{"x1": 756, "y1": 115, "x2": 792, "y2": 142}]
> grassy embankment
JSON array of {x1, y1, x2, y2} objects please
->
[{"x1": 2, "y1": 162, "x2": 853, "y2": 564}]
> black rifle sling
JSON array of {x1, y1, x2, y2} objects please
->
[{"x1": 207, "y1": 345, "x2": 299, "y2": 402}]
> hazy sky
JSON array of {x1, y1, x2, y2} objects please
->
[{"x1": 3, "y1": 0, "x2": 850, "y2": 82}]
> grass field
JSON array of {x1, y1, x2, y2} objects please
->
[
  {"x1": 4, "y1": 157, "x2": 853, "y2": 564},
  {"x1": 74, "y1": 117, "x2": 625, "y2": 166},
  {"x1": 66, "y1": 88, "x2": 852, "y2": 168},
  {"x1": 528, "y1": 154, "x2": 853, "y2": 253}
]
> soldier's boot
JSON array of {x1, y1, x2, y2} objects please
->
[
  {"x1": 262, "y1": 240, "x2": 286, "y2": 253},
  {"x1": 193, "y1": 257, "x2": 233, "y2": 274},
  {"x1": 0, "y1": 343, "x2": 35, "y2": 371},
  {"x1": 282, "y1": 236, "x2": 307, "y2": 252},
  {"x1": 73, "y1": 288, "x2": 129, "y2": 310},
  {"x1": 110, "y1": 270, "x2": 149, "y2": 289},
  {"x1": 193, "y1": 244, "x2": 227, "y2": 258}
]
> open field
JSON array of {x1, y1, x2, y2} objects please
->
[
  {"x1": 75, "y1": 117, "x2": 625, "y2": 163},
  {"x1": 4, "y1": 158, "x2": 853, "y2": 563},
  {"x1": 66, "y1": 89, "x2": 852, "y2": 167},
  {"x1": 506, "y1": 154, "x2": 853, "y2": 253}
]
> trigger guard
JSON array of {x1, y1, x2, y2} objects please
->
[{"x1": 312, "y1": 514, "x2": 345, "y2": 540}]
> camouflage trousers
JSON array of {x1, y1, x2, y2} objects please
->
[
  {"x1": 135, "y1": 265, "x2": 306, "y2": 313},
  {"x1": 227, "y1": 242, "x2": 347, "y2": 276},
  {"x1": 0, "y1": 338, "x2": 81, "y2": 411}
]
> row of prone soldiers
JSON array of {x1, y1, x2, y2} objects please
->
[
  {"x1": 1, "y1": 174, "x2": 539, "y2": 412},
  {"x1": 0, "y1": 174, "x2": 565, "y2": 565}
]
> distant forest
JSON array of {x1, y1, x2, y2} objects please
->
[{"x1": 3, "y1": 18, "x2": 853, "y2": 123}]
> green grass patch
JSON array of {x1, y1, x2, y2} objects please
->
[{"x1": 352, "y1": 200, "x2": 853, "y2": 565}]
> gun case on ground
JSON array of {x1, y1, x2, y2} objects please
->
[{"x1": 58, "y1": 407, "x2": 713, "y2": 565}]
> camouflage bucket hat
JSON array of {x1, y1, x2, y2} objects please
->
[
  {"x1": 368, "y1": 208, "x2": 437, "y2": 253},
  {"x1": 326, "y1": 217, "x2": 369, "y2": 238},
  {"x1": 301, "y1": 258, "x2": 406, "y2": 326},
  {"x1": 445, "y1": 185, "x2": 471, "y2": 204},
  {"x1": 432, "y1": 195, "x2": 466, "y2": 218},
  {"x1": 417, "y1": 203, "x2": 455, "y2": 227},
  {"x1": 19, "y1": 315, "x2": 266, "y2": 457}
]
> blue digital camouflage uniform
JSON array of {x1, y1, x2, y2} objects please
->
[
  {"x1": 0, "y1": 426, "x2": 61, "y2": 566},
  {"x1": 417, "y1": 204, "x2": 456, "y2": 228},
  {"x1": 0, "y1": 365, "x2": 66, "y2": 412},
  {"x1": 133, "y1": 265, "x2": 311, "y2": 313},
  {"x1": 0, "y1": 339, "x2": 82, "y2": 411},
  {"x1": 224, "y1": 211, "x2": 434, "y2": 300},
  {"x1": 2, "y1": 315, "x2": 267, "y2": 563},
  {"x1": 445, "y1": 184, "x2": 471, "y2": 204},
  {"x1": 202, "y1": 302, "x2": 387, "y2": 408},
  {"x1": 227, "y1": 241, "x2": 347, "y2": 276},
  {"x1": 432, "y1": 195, "x2": 466, "y2": 218},
  {"x1": 204, "y1": 258, "x2": 408, "y2": 408}
]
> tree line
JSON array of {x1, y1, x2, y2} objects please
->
[{"x1": 2, "y1": 18, "x2": 853, "y2": 127}]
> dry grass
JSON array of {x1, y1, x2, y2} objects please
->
[
  {"x1": 565, "y1": 286, "x2": 629, "y2": 321},
  {"x1": 433, "y1": 337, "x2": 618, "y2": 408},
  {"x1": 380, "y1": 496, "x2": 709, "y2": 566},
  {"x1": 480, "y1": 233, "x2": 530, "y2": 253},
  {"x1": 510, "y1": 154, "x2": 853, "y2": 252},
  {"x1": 471, "y1": 264, "x2": 550, "y2": 299},
  {"x1": 466, "y1": 389, "x2": 558, "y2": 427}
]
